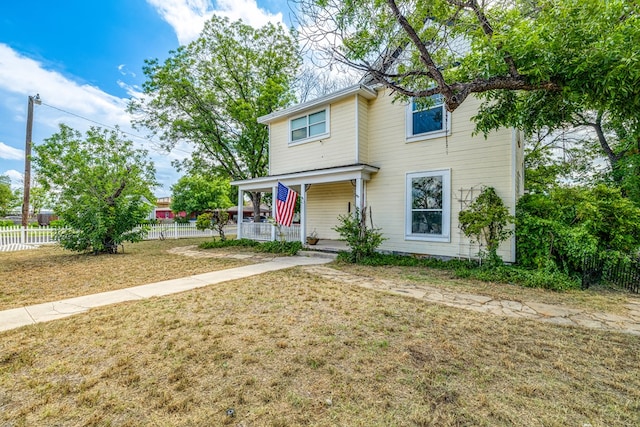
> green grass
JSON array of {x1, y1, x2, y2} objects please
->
[{"x1": 342, "y1": 252, "x2": 581, "y2": 291}]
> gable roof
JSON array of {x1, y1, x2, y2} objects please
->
[{"x1": 257, "y1": 84, "x2": 378, "y2": 124}]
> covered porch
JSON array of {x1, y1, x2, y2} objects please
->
[{"x1": 231, "y1": 164, "x2": 379, "y2": 245}]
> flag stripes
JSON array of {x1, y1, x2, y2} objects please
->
[{"x1": 275, "y1": 182, "x2": 297, "y2": 227}]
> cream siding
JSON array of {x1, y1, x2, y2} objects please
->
[
  {"x1": 262, "y1": 86, "x2": 519, "y2": 262},
  {"x1": 358, "y1": 95, "x2": 369, "y2": 164},
  {"x1": 270, "y1": 98, "x2": 357, "y2": 175},
  {"x1": 306, "y1": 182, "x2": 354, "y2": 240},
  {"x1": 364, "y1": 88, "x2": 517, "y2": 262}
]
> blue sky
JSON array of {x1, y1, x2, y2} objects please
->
[{"x1": 0, "y1": 0, "x2": 288, "y2": 195}]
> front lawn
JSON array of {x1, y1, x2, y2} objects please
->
[
  {"x1": 1, "y1": 268, "x2": 638, "y2": 426},
  {"x1": 0, "y1": 238, "x2": 257, "y2": 310}
]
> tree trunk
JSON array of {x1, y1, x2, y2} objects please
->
[{"x1": 249, "y1": 191, "x2": 262, "y2": 221}]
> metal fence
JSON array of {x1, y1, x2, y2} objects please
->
[
  {"x1": 0, "y1": 223, "x2": 218, "y2": 246},
  {"x1": 582, "y1": 254, "x2": 640, "y2": 294}
]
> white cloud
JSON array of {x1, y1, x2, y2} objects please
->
[
  {"x1": 3, "y1": 169, "x2": 23, "y2": 188},
  {"x1": 0, "y1": 43, "x2": 133, "y2": 131},
  {"x1": 117, "y1": 64, "x2": 136, "y2": 77},
  {"x1": 0, "y1": 142, "x2": 24, "y2": 160},
  {"x1": 0, "y1": 43, "x2": 190, "y2": 192},
  {"x1": 146, "y1": 0, "x2": 283, "y2": 45}
]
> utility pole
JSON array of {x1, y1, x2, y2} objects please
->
[{"x1": 22, "y1": 94, "x2": 41, "y2": 227}]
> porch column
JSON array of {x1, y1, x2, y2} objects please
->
[
  {"x1": 299, "y1": 183, "x2": 306, "y2": 244},
  {"x1": 271, "y1": 185, "x2": 277, "y2": 241},
  {"x1": 237, "y1": 188, "x2": 243, "y2": 239},
  {"x1": 355, "y1": 177, "x2": 364, "y2": 211}
]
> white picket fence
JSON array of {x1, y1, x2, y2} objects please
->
[
  {"x1": 0, "y1": 223, "x2": 218, "y2": 246},
  {"x1": 0, "y1": 222, "x2": 304, "y2": 247},
  {"x1": 240, "y1": 222, "x2": 301, "y2": 242}
]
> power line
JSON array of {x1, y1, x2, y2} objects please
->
[{"x1": 39, "y1": 102, "x2": 193, "y2": 156}]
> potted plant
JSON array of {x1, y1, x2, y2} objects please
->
[{"x1": 306, "y1": 229, "x2": 319, "y2": 245}]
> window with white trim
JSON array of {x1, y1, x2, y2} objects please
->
[
  {"x1": 406, "y1": 170, "x2": 451, "y2": 242},
  {"x1": 290, "y1": 109, "x2": 328, "y2": 143},
  {"x1": 406, "y1": 95, "x2": 449, "y2": 140}
]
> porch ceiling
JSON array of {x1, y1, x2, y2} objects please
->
[{"x1": 231, "y1": 163, "x2": 380, "y2": 192}]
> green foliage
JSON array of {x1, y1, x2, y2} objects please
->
[
  {"x1": 516, "y1": 185, "x2": 640, "y2": 275},
  {"x1": 33, "y1": 125, "x2": 157, "y2": 254},
  {"x1": 301, "y1": 0, "x2": 640, "y2": 196},
  {"x1": 333, "y1": 207, "x2": 385, "y2": 263},
  {"x1": 458, "y1": 187, "x2": 513, "y2": 264},
  {"x1": 256, "y1": 240, "x2": 303, "y2": 256},
  {"x1": 0, "y1": 219, "x2": 15, "y2": 227},
  {"x1": 340, "y1": 252, "x2": 579, "y2": 292},
  {"x1": 196, "y1": 211, "x2": 230, "y2": 241},
  {"x1": 198, "y1": 238, "x2": 301, "y2": 256},
  {"x1": 455, "y1": 265, "x2": 580, "y2": 292},
  {"x1": 129, "y1": 15, "x2": 300, "y2": 215},
  {"x1": 49, "y1": 219, "x2": 66, "y2": 228},
  {"x1": 199, "y1": 238, "x2": 259, "y2": 249},
  {"x1": 170, "y1": 175, "x2": 233, "y2": 216},
  {"x1": 0, "y1": 175, "x2": 19, "y2": 217}
]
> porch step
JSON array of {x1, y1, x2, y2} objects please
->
[{"x1": 299, "y1": 250, "x2": 338, "y2": 260}]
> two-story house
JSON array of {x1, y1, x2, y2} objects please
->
[{"x1": 231, "y1": 83, "x2": 524, "y2": 262}]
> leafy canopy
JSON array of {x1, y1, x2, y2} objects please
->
[
  {"x1": 170, "y1": 175, "x2": 233, "y2": 215},
  {"x1": 298, "y1": 0, "x2": 640, "y2": 197},
  {"x1": 33, "y1": 125, "x2": 158, "y2": 254},
  {"x1": 129, "y1": 15, "x2": 301, "y2": 216},
  {"x1": 516, "y1": 185, "x2": 640, "y2": 274}
]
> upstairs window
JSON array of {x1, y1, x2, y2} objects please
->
[
  {"x1": 290, "y1": 109, "x2": 328, "y2": 144},
  {"x1": 406, "y1": 95, "x2": 449, "y2": 141}
]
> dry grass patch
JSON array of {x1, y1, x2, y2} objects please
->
[
  {"x1": 1, "y1": 268, "x2": 638, "y2": 426},
  {"x1": 0, "y1": 238, "x2": 262, "y2": 310},
  {"x1": 335, "y1": 263, "x2": 635, "y2": 315}
]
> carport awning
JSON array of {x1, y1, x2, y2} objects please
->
[{"x1": 230, "y1": 163, "x2": 380, "y2": 192}]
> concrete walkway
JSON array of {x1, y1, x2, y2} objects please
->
[
  {"x1": 0, "y1": 255, "x2": 333, "y2": 332},
  {"x1": 302, "y1": 265, "x2": 640, "y2": 336},
  {"x1": 3, "y1": 251, "x2": 639, "y2": 336}
]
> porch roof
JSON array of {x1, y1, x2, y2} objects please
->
[{"x1": 231, "y1": 163, "x2": 380, "y2": 192}]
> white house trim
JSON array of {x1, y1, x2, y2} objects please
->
[
  {"x1": 258, "y1": 84, "x2": 377, "y2": 124},
  {"x1": 231, "y1": 164, "x2": 380, "y2": 192}
]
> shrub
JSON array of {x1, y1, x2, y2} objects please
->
[
  {"x1": 459, "y1": 186, "x2": 513, "y2": 265},
  {"x1": 516, "y1": 186, "x2": 640, "y2": 275},
  {"x1": 256, "y1": 240, "x2": 302, "y2": 256},
  {"x1": 333, "y1": 207, "x2": 385, "y2": 263},
  {"x1": 199, "y1": 238, "x2": 259, "y2": 249},
  {"x1": 198, "y1": 238, "x2": 302, "y2": 256},
  {"x1": 0, "y1": 219, "x2": 15, "y2": 227},
  {"x1": 341, "y1": 252, "x2": 578, "y2": 292}
]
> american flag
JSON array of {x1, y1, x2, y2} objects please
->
[{"x1": 276, "y1": 182, "x2": 297, "y2": 227}]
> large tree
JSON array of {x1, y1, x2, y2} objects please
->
[
  {"x1": 170, "y1": 175, "x2": 233, "y2": 217},
  {"x1": 33, "y1": 125, "x2": 158, "y2": 254},
  {"x1": 0, "y1": 175, "x2": 19, "y2": 217},
  {"x1": 296, "y1": 0, "x2": 640, "y2": 196},
  {"x1": 129, "y1": 16, "x2": 301, "y2": 219}
]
